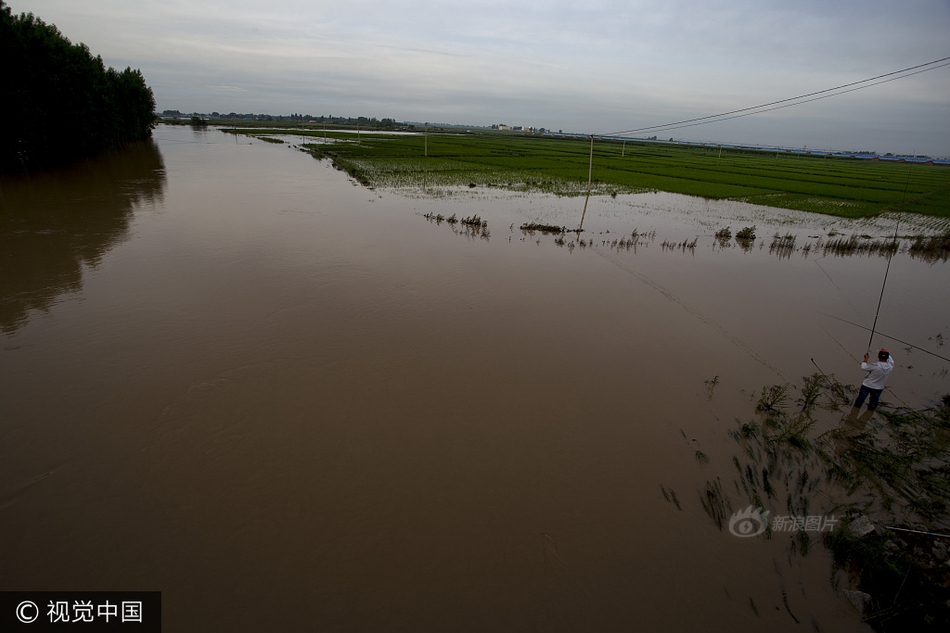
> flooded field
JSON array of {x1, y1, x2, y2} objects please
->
[{"x1": 2, "y1": 125, "x2": 948, "y2": 631}]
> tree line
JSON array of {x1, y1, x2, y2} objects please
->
[
  {"x1": 0, "y1": 1, "x2": 156, "y2": 173},
  {"x1": 172, "y1": 112, "x2": 401, "y2": 130}
]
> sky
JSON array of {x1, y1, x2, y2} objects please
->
[{"x1": 10, "y1": 0, "x2": 950, "y2": 156}]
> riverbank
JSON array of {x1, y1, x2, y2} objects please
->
[{"x1": 222, "y1": 127, "x2": 950, "y2": 219}]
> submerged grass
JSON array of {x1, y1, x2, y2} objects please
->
[
  {"x1": 422, "y1": 212, "x2": 490, "y2": 240},
  {"x1": 660, "y1": 237, "x2": 698, "y2": 252},
  {"x1": 827, "y1": 519, "x2": 950, "y2": 631},
  {"x1": 908, "y1": 230, "x2": 950, "y2": 262},
  {"x1": 735, "y1": 225, "x2": 757, "y2": 241},
  {"x1": 520, "y1": 222, "x2": 567, "y2": 234},
  {"x1": 769, "y1": 233, "x2": 797, "y2": 259},
  {"x1": 222, "y1": 129, "x2": 950, "y2": 218},
  {"x1": 707, "y1": 375, "x2": 950, "y2": 631},
  {"x1": 823, "y1": 235, "x2": 900, "y2": 257}
]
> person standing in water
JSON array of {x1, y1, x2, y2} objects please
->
[{"x1": 854, "y1": 348, "x2": 895, "y2": 412}]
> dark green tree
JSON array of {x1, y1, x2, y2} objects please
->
[{"x1": 0, "y1": 1, "x2": 156, "y2": 173}]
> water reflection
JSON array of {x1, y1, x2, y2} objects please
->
[{"x1": 0, "y1": 140, "x2": 165, "y2": 334}]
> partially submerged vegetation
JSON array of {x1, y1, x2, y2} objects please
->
[
  {"x1": 735, "y1": 225, "x2": 757, "y2": 241},
  {"x1": 519, "y1": 222, "x2": 567, "y2": 234},
  {"x1": 661, "y1": 237, "x2": 698, "y2": 252},
  {"x1": 695, "y1": 372, "x2": 950, "y2": 631},
  {"x1": 222, "y1": 128, "x2": 950, "y2": 219},
  {"x1": 422, "y1": 212, "x2": 490, "y2": 240},
  {"x1": 416, "y1": 209, "x2": 949, "y2": 263},
  {"x1": 707, "y1": 225, "x2": 948, "y2": 262},
  {"x1": 909, "y1": 230, "x2": 950, "y2": 262},
  {"x1": 822, "y1": 235, "x2": 899, "y2": 257},
  {"x1": 769, "y1": 232, "x2": 797, "y2": 258}
]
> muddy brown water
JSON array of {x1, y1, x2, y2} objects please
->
[{"x1": 2, "y1": 125, "x2": 948, "y2": 631}]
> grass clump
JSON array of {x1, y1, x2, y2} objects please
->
[
  {"x1": 423, "y1": 212, "x2": 490, "y2": 240},
  {"x1": 661, "y1": 238, "x2": 698, "y2": 252},
  {"x1": 908, "y1": 230, "x2": 950, "y2": 262},
  {"x1": 823, "y1": 235, "x2": 900, "y2": 257},
  {"x1": 460, "y1": 215, "x2": 487, "y2": 229},
  {"x1": 520, "y1": 222, "x2": 566, "y2": 234},
  {"x1": 660, "y1": 485, "x2": 682, "y2": 510},
  {"x1": 756, "y1": 383, "x2": 790, "y2": 415},
  {"x1": 736, "y1": 225, "x2": 757, "y2": 241},
  {"x1": 769, "y1": 232, "x2": 797, "y2": 259}
]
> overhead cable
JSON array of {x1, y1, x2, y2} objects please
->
[{"x1": 607, "y1": 55, "x2": 950, "y2": 137}]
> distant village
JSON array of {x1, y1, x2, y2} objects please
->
[
  {"x1": 491, "y1": 124, "x2": 546, "y2": 133},
  {"x1": 543, "y1": 132, "x2": 949, "y2": 165},
  {"x1": 157, "y1": 111, "x2": 945, "y2": 163}
]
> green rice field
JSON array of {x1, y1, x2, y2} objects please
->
[{"x1": 226, "y1": 129, "x2": 950, "y2": 218}]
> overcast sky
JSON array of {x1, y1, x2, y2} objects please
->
[{"x1": 11, "y1": 0, "x2": 950, "y2": 155}]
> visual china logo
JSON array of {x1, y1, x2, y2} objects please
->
[{"x1": 2, "y1": 592, "x2": 161, "y2": 631}]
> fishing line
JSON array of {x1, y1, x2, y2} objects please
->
[
  {"x1": 813, "y1": 255, "x2": 863, "y2": 318},
  {"x1": 817, "y1": 312, "x2": 950, "y2": 364},
  {"x1": 811, "y1": 353, "x2": 919, "y2": 412},
  {"x1": 866, "y1": 213, "x2": 901, "y2": 353},
  {"x1": 592, "y1": 248, "x2": 786, "y2": 379},
  {"x1": 812, "y1": 318, "x2": 860, "y2": 363},
  {"x1": 866, "y1": 162, "x2": 913, "y2": 353},
  {"x1": 813, "y1": 311, "x2": 946, "y2": 411},
  {"x1": 884, "y1": 525, "x2": 950, "y2": 540}
]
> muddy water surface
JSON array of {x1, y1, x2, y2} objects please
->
[{"x1": 2, "y1": 126, "x2": 948, "y2": 631}]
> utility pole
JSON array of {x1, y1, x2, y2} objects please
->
[{"x1": 578, "y1": 135, "x2": 594, "y2": 232}]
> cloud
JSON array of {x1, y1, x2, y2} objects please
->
[{"x1": 12, "y1": 0, "x2": 950, "y2": 154}]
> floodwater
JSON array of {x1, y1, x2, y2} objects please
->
[{"x1": 2, "y1": 125, "x2": 948, "y2": 631}]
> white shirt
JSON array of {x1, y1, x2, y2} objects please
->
[{"x1": 861, "y1": 356, "x2": 895, "y2": 390}]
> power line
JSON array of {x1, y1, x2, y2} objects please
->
[
  {"x1": 606, "y1": 55, "x2": 950, "y2": 137},
  {"x1": 816, "y1": 312, "x2": 950, "y2": 365},
  {"x1": 633, "y1": 61, "x2": 950, "y2": 138}
]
